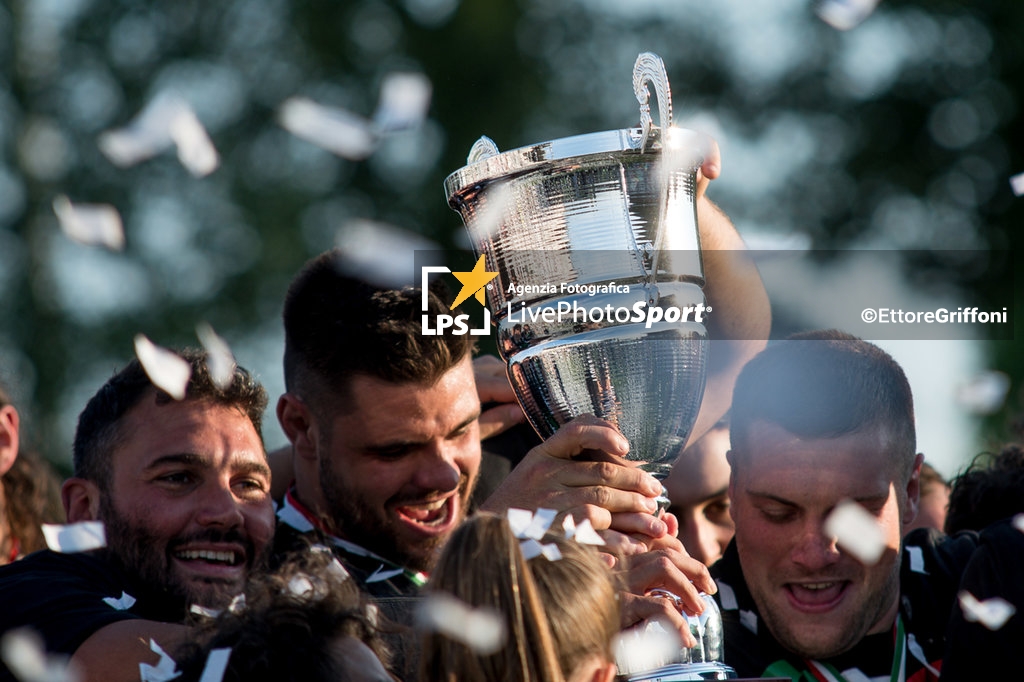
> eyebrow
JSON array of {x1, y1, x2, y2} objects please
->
[
  {"x1": 364, "y1": 410, "x2": 482, "y2": 454},
  {"x1": 143, "y1": 453, "x2": 272, "y2": 479},
  {"x1": 700, "y1": 486, "x2": 730, "y2": 503}
]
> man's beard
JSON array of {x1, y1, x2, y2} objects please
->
[
  {"x1": 99, "y1": 499, "x2": 268, "y2": 611},
  {"x1": 319, "y1": 454, "x2": 474, "y2": 574}
]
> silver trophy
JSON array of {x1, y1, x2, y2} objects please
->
[
  {"x1": 444, "y1": 52, "x2": 708, "y2": 482},
  {"x1": 446, "y1": 52, "x2": 735, "y2": 680}
]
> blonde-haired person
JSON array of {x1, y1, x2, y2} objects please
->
[{"x1": 421, "y1": 512, "x2": 619, "y2": 682}]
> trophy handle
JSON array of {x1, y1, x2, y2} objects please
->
[
  {"x1": 467, "y1": 135, "x2": 501, "y2": 164},
  {"x1": 633, "y1": 52, "x2": 673, "y2": 152}
]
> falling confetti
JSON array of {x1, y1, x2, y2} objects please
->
[
  {"x1": 286, "y1": 574, "x2": 317, "y2": 599},
  {"x1": 102, "y1": 592, "x2": 137, "y2": 611},
  {"x1": 955, "y1": 370, "x2": 1011, "y2": 415},
  {"x1": 415, "y1": 593, "x2": 507, "y2": 655},
  {"x1": 467, "y1": 181, "x2": 513, "y2": 243},
  {"x1": 278, "y1": 97, "x2": 377, "y2": 161},
  {"x1": 523, "y1": 508, "x2": 557, "y2": 541},
  {"x1": 374, "y1": 72, "x2": 432, "y2": 133},
  {"x1": 519, "y1": 538, "x2": 544, "y2": 560},
  {"x1": 334, "y1": 218, "x2": 439, "y2": 289},
  {"x1": 99, "y1": 93, "x2": 218, "y2": 176},
  {"x1": 958, "y1": 591, "x2": 1016, "y2": 630},
  {"x1": 134, "y1": 335, "x2": 191, "y2": 401},
  {"x1": 1010, "y1": 172, "x2": 1024, "y2": 197},
  {"x1": 816, "y1": 0, "x2": 880, "y2": 31},
  {"x1": 823, "y1": 499, "x2": 886, "y2": 565},
  {"x1": 1, "y1": 629, "x2": 81, "y2": 682},
  {"x1": 138, "y1": 639, "x2": 180, "y2": 682},
  {"x1": 366, "y1": 565, "x2": 404, "y2": 584},
  {"x1": 189, "y1": 605, "x2": 221, "y2": 619},
  {"x1": 197, "y1": 649, "x2": 231, "y2": 682},
  {"x1": 227, "y1": 594, "x2": 246, "y2": 615},
  {"x1": 195, "y1": 323, "x2": 236, "y2": 391},
  {"x1": 42, "y1": 521, "x2": 106, "y2": 553},
  {"x1": 572, "y1": 519, "x2": 606, "y2": 546},
  {"x1": 168, "y1": 106, "x2": 219, "y2": 177},
  {"x1": 613, "y1": 618, "x2": 682, "y2": 675},
  {"x1": 52, "y1": 195, "x2": 125, "y2": 252}
]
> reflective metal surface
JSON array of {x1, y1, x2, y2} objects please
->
[{"x1": 444, "y1": 53, "x2": 709, "y2": 478}]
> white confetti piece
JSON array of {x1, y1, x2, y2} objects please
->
[
  {"x1": 52, "y1": 195, "x2": 125, "y2": 252},
  {"x1": 661, "y1": 127, "x2": 710, "y2": 176},
  {"x1": 366, "y1": 565, "x2": 404, "y2": 584},
  {"x1": 99, "y1": 93, "x2": 216, "y2": 177},
  {"x1": 195, "y1": 323, "x2": 236, "y2": 391},
  {"x1": 189, "y1": 605, "x2": 221, "y2": 619},
  {"x1": 613, "y1": 617, "x2": 682, "y2": 675},
  {"x1": 42, "y1": 521, "x2": 106, "y2": 553},
  {"x1": 468, "y1": 182, "x2": 513, "y2": 242},
  {"x1": 1013, "y1": 514, "x2": 1024, "y2": 534},
  {"x1": 168, "y1": 106, "x2": 219, "y2": 177},
  {"x1": 905, "y1": 545, "x2": 928, "y2": 575},
  {"x1": 507, "y1": 508, "x2": 534, "y2": 538},
  {"x1": 572, "y1": 518, "x2": 606, "y2": 546},
  {"x1": 955, "y1": 371, "x2": 1010, "y2": 415},
  {"x1": 227, "y1": 594, "x2": 246, "y2": 615},
  {"x1": 519, "y1": 538, "x2": 543, "y2": 561},
  {"x1": 1010, "y1": 172, "x2": 1024, "y2": 197},
  {"x1": 715, "y1": 580, "x2": 738, "y2": 611},
  {"x1": 374, "y1": 72, "x2": 432, "y2": 133},
  {"x1": 522, "y1": 508, "x2": 557, "y2": 541},
  {"x1": 139, "y1": 639, "x2": 180, "y2": 682},
  {"x1": 906, "y1": 633, "x2": 941, "y2": 677},
  {"x1": 739, "y1": 609, "x2": 758, "y2": 634},
  {"x1": 286, "y1": 574, "x2": 317, "y2": 599},
  {"x1": 816, "y1": 0, "x2": 880, "y2": 31},
  {"x1": 540, "y1": 543, "x2": 562, "y2": 561},
  {"x1": 102, "y1": 592, "x2": 136, "y2": 611},
  {"x1": 98, "y1": 92, "x2": 182, "y2": 167},
  {"x1": 334, "y1": 219, "x2": 439, "y2": 289},
  {"x1": 278, "y1": 97, "x2": 377, "y2": 161},
  {"x1": 823, "y1": 499, "x2": 886, "y2": 565},
  {"x1": 1, "y1": 628, "x2": 81, "y2": 682},
  {"x1": 134, "y1": 335, "x2": 191, "y2": 401},
  {"x1": 197, "y1": 648, "x2": 231, "y2": 682},
  {"x1": 416, "y1": 593, "x2": 507, "y2": 655},
  {"x1": 958, "y1": 591, "x2": 1016, "y2": 630},
  {"x1": 326, "y1": 557, "x2": 351, "y2": 583}
]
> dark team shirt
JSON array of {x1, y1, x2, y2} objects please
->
[
  {"x1": 710, "y1": 528, "x2": 978, "y2": 681},
  {"x1": 941, "y1": 517, "x2": 1024, "y2": 681},
  {"x1": 272, "y1": 489, "x2": 424, "y2": 680},
  {"x1": 0, "y1": 549, "x2": 189, "y2": 681}
]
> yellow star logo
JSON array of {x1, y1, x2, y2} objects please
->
[{"x1": 450, "y1": 255, "x2": 498, "y2": 309}]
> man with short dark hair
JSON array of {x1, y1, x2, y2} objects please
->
[
  {"x1": 0, "y1": 349, "x2": 276, "y2": 681},
  {"x1": 713, "y1": 331, "x2": 978, "y2": 680}
]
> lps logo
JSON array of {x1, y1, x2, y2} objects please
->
[{"x1": 421, "y1": 255, "x2": 497, "y2": 336}]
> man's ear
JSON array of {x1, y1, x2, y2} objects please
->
[
  {"x1": 277, "y1": 393, "x2": 318, "y2": 462},
  {"x1": 62, "y1": 478, "x2": 102, "y2": 523},
  {"x1": 0, "y1": 404, "x2": 21, "y2": 477},
  {"x1": 902, "y1": 453, "x2": 924, "y2": 529}
]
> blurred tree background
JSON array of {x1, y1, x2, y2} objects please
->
[{"x1": 0, "y1": 0, "x2": 1020, "y2": 476}]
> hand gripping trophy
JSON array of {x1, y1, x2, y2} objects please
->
[{"x1": 445, "y1": 53, "x2": 735, "y2": 680}]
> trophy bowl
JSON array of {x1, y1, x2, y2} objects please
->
[{"x1": 444, "y1": 53, "x2": 709, "y2": 480}]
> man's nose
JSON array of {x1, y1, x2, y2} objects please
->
[
  {"x1": 195, "y1": 483, "x2": 246, "y2": 528},
  {"x1": 412, "y1": 442, "x2": 462, "y2": 493},
  {"x1": 790, "y1": 523, "x2": 841, "y2": 571}
]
